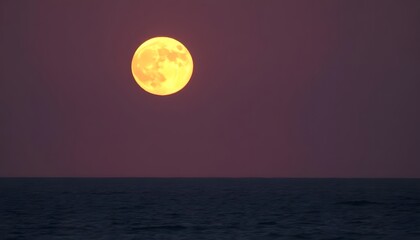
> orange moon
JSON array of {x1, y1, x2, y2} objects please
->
[{"x1": 131, "y1": 37, "x2": 194, "y2": 96}]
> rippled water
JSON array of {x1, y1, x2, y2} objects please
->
[{"x1": 1, "y1": 178, "x2": 420, "y2": 239}]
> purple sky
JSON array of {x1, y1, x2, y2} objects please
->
[{"x1": 1, "y1": 0, "x2": 419, "y2": 177}]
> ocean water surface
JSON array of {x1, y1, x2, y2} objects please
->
[{"x1": 1, "y1": 178, "x2": 419, "y2": 239}]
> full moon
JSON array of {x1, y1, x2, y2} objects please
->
[{"x1": 131, "y1": 37, "x2": 194, "y2": 96}]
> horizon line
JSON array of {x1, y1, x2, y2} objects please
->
[{"x1": 0, "y1": 176, "x2": 419, "y2": 179}]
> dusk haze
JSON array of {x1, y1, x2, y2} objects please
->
[{"x1": 2, "y1": 0, "x2": 419, "y2": 178}]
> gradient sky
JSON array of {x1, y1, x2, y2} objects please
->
[{"x1": 1, "y1": 0, "x2": 419, "y2": 177}]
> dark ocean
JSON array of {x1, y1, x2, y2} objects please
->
[{"x1": 1, "y1": 178, "x2": 419, "y2": 239}]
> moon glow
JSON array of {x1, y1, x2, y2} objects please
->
[{"x1": 131, "y1": 37, "x2": 194, "y2": 96}]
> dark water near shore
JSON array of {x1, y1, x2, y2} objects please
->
[{"x1": 1, "y1": 178, "x2": 420, "y2": 239}]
